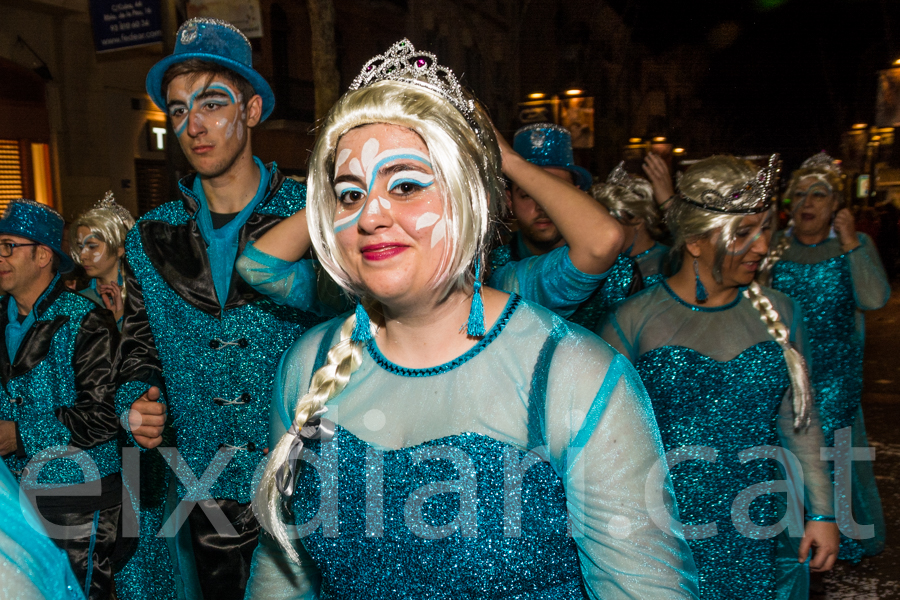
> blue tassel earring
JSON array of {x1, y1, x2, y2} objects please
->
[
  {"x1": 351, "y1": 301, "x2": 373, "y2": 343},
  {"x1": 466, "y1": 256, "x2": 486, "y2": 337},
  {"x1": 693, "y1": 258, "x2": 708, "y2": 303}
]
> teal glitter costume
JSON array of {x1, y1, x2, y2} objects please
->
[
  {"x1": 601, "y1": 283, "x2": 835, "y2": 600},
  {"x1": 0, "y1": 275, "x2": 121, "y2": 600},
  {"x1": 115, "y1": 163, "x2": 324, "y2": 598},
  {"x1": 487, "y1": 232, "x2": 624, "y2": 322},
  {"x1": 245, "y1": 296, "x2": 700, "y2": 599},
  {"x1": 769, "y1": 231, "x2": 890, "y2": 561}
]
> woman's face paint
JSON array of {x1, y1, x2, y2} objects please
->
[
  {"x1": 697, "y1": 211, "x2": 773, "y2": 288},
  {"x1": 165, "y1": 75, "x2": 248, "y2": 178},
  {"x1": 331, "y1": 123, "x2": 449, "y2": 302},
  {"x1": 76, "y1": 226, "x2": 119, "y2": 280},
  {"x1": 791, "y1": 176, "x2": 839, "y2": 238}
]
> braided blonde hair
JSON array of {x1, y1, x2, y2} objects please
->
[
  {"x1": 743, "y1": 281, "x2": 812, "y2": 429},
  {"x1": 757, "y1": 231, "x2": 792, "y2": 284},
  {"x1": 255, "y1": 313, "x2": 364, "y2": 562}
]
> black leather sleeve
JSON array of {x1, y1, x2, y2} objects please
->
[
  {"x1": 55, "y1": 308, "x2": 121, "y2": 448},
  {"x1": 117, "y1": 256, "x2": 165, "y2": 390}
]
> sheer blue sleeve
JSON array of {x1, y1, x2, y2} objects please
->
[
  {"x1": 848, "y1": 234, "x2": 890, "y2": 311},
  {"x1": 0, "y1": 462, "x2": 84, "y2": 600},
  {"x1": 236, "y1": 242, "x2": 337, "y2": 316},
  {"x1": 488, "y1": 246, "x2": 606, "y2": 318},
  {"x1": 543, "y1": 334, "x2": 699, "y2": 599}
]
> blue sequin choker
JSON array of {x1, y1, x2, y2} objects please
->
[
  {"x1": 367, "y1": 294, "x2": 521, "y2": 377},
  {"x1": 661, "y1": 279, "x2": 745, "y2": 312}
]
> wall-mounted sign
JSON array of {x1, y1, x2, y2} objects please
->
[
  {"x1": 187, "y1": 0, "x2": 263, "y2": 38},
  {"x1": 145, "y1": 121, "x2": 167, "y2": 152},
  {"x1": 89, "y1": 0, "x2": 163, "y2": 52}
]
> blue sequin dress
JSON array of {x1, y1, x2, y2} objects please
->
[
  {"x1": 601, "y1": 283, "x2": 835, "y2": 600},
  {"x1": 769, "y1": 231, "x2": 890, "y2": 560},
  {"x1": 246, "y1": 295, "x2": 700, "y2": 599}
]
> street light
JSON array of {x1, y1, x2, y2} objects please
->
[
  {"x1": 564, "y1": 89, "x2": 584, "y2": 96},
  {"x1": 528, "y1": 92, "x2": 546, "y2": 99}
]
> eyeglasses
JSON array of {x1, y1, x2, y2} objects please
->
[{"x1": 0, "y1": 242, "x2": 41, "y2": 257}]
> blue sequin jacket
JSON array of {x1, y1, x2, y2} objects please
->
[
  {"x1": 116, "y1": 164, "x2": 321, "y2": 503},
  {"x1": 0, "y1": 276, "x2": 120, "y2": 489}
]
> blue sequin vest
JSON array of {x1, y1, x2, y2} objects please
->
[
  {"x1": 636, "y1": 342, "x2": 789, "y2": 599},
  {"x1": 292, "y1": 427, "x2": 586, "y2": 599}
]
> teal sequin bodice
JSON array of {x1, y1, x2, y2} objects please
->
[
  {"x1": 569, "y1": 253, "x2": 637, "y2": 331},
  {"x1": 293, "y1": 426, "x2": 584, "y2": 600},
  {"x1": 636, "y1": 341, "x2": 789, "y2": 599},
  {"x1": 771, "y1": 255, "x2": 861, "y2": 443}
]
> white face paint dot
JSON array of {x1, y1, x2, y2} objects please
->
[
  {"x1": 608, "y1": 515, "x2": 632, "y2": 539},
  {"x1": 335, "y1": 149, "x2": 352, "y2": 172},
  {"x1": 361, "y1": 138, "x2": 380, "y2": 169},
  {"x1": 366, "y1": 197, "x2": 381, "y2": 215},
  {"x1": 415, "y1": 212, "x2": 440, "y2": 230},
  {"x1": 430, "y1": 218, "x2": 446, "y2": 248},
  {"x1": 378, "y1": 196, "x2": 391, "y2": 209},
  {"x1": 349, "y1": 158, "x2": 364, "y2": 179},
  {"x1": 363, "y1": 409, "x2": 386, "y2": 431}
]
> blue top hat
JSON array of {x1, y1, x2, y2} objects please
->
[
  {"x1": 146, "y1": 18, "x2": 275, "y2": 122},
  {"x1": 513, "y1": 124, "x2": 593, "y2": 191},
  {"x1": 0, "y1": 200, "x2": 74, "y2": 273}
]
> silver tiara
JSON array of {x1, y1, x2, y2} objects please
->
[
  {"x1": 607, "y1": 161, "x2": 638, "y2": 192},
  {"x1": 93, "y1": 191, "x2": 133, "y2": 224},
  {"x1": 350, "y1": 39, "x2": 476, "y2": 122},
  {"x1": 679, "y1": 154, "x2": 781, "y2": 214},
  {"x1": 799, "y1": 151, "x2": 840, "y2": 174}
]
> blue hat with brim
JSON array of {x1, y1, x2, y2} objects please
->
[
  {"x1": 513, "y1": 123, "x2": 593, "y2": 191},
  {"x1": 145, "y1": 18, "x2": 275, "y2": 122},
  {"x1": 0, "y1": 200, "x2": 74, "y2": 273}
]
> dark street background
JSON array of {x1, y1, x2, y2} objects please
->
[{"x1": 826, "y1": 284, "x2": 900, "y2": 598}]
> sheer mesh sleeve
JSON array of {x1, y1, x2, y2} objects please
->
[
  {"x1": 488, "y1": 246, "x2": 606, "y2": 318},
  {"x1": 848, "y1": 234, "x2": 890, "y2": 311},
  {"x1": 244, "y1": 531, "x2": 321, "y2": 600},
  {"x1": 543, "y1": 335, "x2": 699, "y2": 599},
  {"x1": 236, "y1": 242, "x2": 336, "y2": 317}
]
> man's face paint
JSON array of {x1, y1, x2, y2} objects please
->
[{"x1": 165, "y1": 75, "x2": 249, "y2": 178}]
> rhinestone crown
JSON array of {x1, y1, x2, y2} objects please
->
[
  {"x1": 350, "y1": 39, "x2": 475, "y2": 122},
  {"x1": 799, "y1": 151, "x2": 840, "y2": 173},
  {"x1": 679, "y1": 153, "x2": 781, "y2": 214},
  {"x1": 606, "y1": 161, "x2": 638, "y2": 193}
]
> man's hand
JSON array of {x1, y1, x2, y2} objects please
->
[
  {"x1": 799, "y1": 520, "x2": 840, "y2": 573},
  {"x1": 128, "y1": 386, "x2": 167, "y2": 449},
  {"x1": 0, "y1": 421, "x2": 17, "y2": 456},
  {"x1": 642, "y1": 153, "x2": 676, "y2": 206},
  {"x1": 833, "y1": 208, "x2": 860, "y2": 252}
]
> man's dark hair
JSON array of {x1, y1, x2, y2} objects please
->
[{"x1": 161, "y1": 59, "x2": 256, "y2": 107}]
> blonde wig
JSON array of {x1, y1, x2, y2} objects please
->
[
  {"x1": 591, "y1": 175, "x2": 662, "y2": 239},
  {"x1": 256, "y1": 78, "x2": 505, "y2": 561},
  {"x1": 759, "y1": 156, "x2": 843, "y2": 281},
  {"x1": 69, "y1": 194, "x2": 135, "y2": 267}
]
